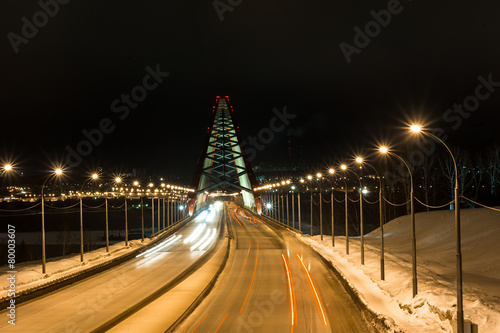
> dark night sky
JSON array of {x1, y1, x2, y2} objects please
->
[{"x1": 1, "y1": 0, "x2": 500, "y2": 183}]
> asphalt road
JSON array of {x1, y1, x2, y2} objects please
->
[
  {"x1": 0, "y1": 205, "x2": 222, "y2": 333},
  {"x1": 184, "y1": 203, "x2": 372, "y2": 333}
]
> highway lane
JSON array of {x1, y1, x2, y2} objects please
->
[
  {"x1": 184, "y1": 203, "x2": 372, "y2": 333},
  {"x1": 0, "y1": 204, "x2": 223, "y2": 333}
]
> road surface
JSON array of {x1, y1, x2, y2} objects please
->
[
  {"x1": 183, "y1": 203, "x2": 372, "y2": 333},
  {"x1": 0, "y1": 205, "x2": 223, "y2": 332}
]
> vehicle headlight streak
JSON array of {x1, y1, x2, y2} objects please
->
[
  {"x1": 198, "y1": 228, "x2": 217, "y2": 251},
  {"x1": 195, "y1": 210, "x2": 208, "y2": 222},
  {"x1": 184, "y1": 224, "x2": 206, "y2": 244},
  {"x1": 296, "y1": 254, "x2": 328, "y2": 326},
  {"x1": 190, "y1": 228, "x2": 215, "y2": 251},
  {"x1": 136, "y1": 234, "x2": 182, "y2": 258},
  {"x1": 205, "y1": 209, "x2": 216, "y2": 222}
]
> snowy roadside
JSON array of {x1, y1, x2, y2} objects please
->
[
  {"x1": 0, "y1": 238, "x2": 152, "y2": 300},
  {"x1": 297, "y1": 207, "x2": 500, "y2": 333}
]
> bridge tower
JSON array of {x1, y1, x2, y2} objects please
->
[{"x1": 188, "y1": 96, "x2": 261, "y2": 215}]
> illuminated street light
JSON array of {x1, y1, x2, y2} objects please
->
[
  {"x1": 379, "y1": 146, "x2": 416, "y2": 296},
  {"x1": 409, "y1": 124, "x2": 464, "y2": 333},
  {"x1": 358, "y1": 154, "x2": 385, "y2": 279},
  {"x1": 133, "y1": 181, "x2": 139, "y2": 186},
  {"x1": 328, "y1": 168, "x2": 334, "y2": 174},
  {"x1": 316, "y1": 173, "x2": 322, "y2": 178},
  {"x1": 410, "y1": 124, "x2": 422, "y2": 133},
  {"x1": 307, "y1": 175, "x2": 312, "y2": 180},
  {"x1": 341, "y1": 164, "x2": 347, "y2": 170},
  {"x1": 41, "y1": 168, "x2": 64, "y2": 273},
  {"x1": 92, "y1": 173, "x2": 98, "y2": 180},
  {"x1": 4, "y1": 164, "x2": 12, "y2": 171},
  {"x1": 115, "y1": 177, "x2": 122, "y2": 183}
]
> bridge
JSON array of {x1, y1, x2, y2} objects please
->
[{"x1": 0, "y1": 97, "x2": 381, "y2": 332}]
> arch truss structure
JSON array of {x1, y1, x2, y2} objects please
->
[{"x1": 188, "y1": 96, "x2": 261, "y2": 214}]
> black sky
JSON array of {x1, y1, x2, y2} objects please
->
[{"x1": 1, "y1": 0, "x2": 499, "y2": 183}]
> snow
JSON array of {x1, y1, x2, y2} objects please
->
[
  {"x1": 0, "y1": 238, "x2": 151, "y2": 300},
  {"x1": 2, "y1": 207, "x2": 499, "y2": 332},
  {"x1": 298, "y1": 207, "x2": 500, "y2": 332}
]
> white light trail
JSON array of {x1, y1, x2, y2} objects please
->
[
  {"x1": 184, "y1": 224, "x2": 206, "y2": 244},
  {"x1": 136, "y1": 234, "x2": 181, "y2": 258},
  {"x1": 190, "y1": 228, "x2": 213, "y2": 251},
  {"x1": 198, "y1": 228, "x2": 217, "y2": 251}
]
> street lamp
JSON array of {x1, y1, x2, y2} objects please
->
[
  {"x1": 41, "y1": 168, "x2": 63, "y2": 273},
  {"x1": 340, "y1": 164, "x2": 351, "y2": 255},
  {"x1": 3, "y1": 164, "x2": 13, "y2": 172},
  {"x1": 409, "y1": 125, "x2": 464, "y2": 332},
  {"x1": 379, "y1": 146, "x2": 417, "y2": 296},
  {"x1": 307, "y1": 175, "x2": 314, "y2": 236},
  {"x1": 316, "y1": 173, "x2": 324, "y2": 241},
  {"x1": 291, "y1": 185, "x2": 296, "y2": 229},
  {"x1": 79, "y1": 173, "x2": 99, "y2": 263},
  {"x1": 298, "y1": 179, "x2": 304, "y2": 232},
  {"x1": 327, "y1": 168, "x2": 337, "y2": 247},
  {"x1": 341, "y1": 164, "x2": 365, "y2": 264},
  {"x1": 356, "y1": 156, "x2": 385, "y2": 279}
]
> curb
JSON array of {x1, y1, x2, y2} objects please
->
[
  {"x1": 0, "y1": 217, "x2": 191, "y2": 309},
  {"x1": 257, "y1": 212, "x2": 401, "y2": 333}
]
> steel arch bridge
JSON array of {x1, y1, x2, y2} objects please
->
[{"x1": 188, "y1": 96, "x2": 261, "y2": 215}]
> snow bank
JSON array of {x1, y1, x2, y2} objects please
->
[{"x1": 298, "y1": 207, "x2": 500, "y2": 332}]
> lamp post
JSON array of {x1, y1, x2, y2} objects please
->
[
  {"x1": 340, "y1": 165, "x2": 350, "y2": 255},
  {"x1": 105, "y1": 196, "x2": 109, "y2": 252},
  {"x1": 299, "y1": 179, "x2": 304, "y2": 233},
  {"x1": 410, "y1": 125, "x2": 464, "y2": 332},
  {"x1": 115, "y1": 177, "x2": 128, "y2": 246},
  {"x1": 328, "y1": 168, "x2": 336, "y2": 247},
  {"x1": 316, "y1": 173, "x2": 324, "y2": 241},
  {"x1": 157, "y1": 196, "x2": 160, "y2": 233},
  {"x1": 141, "y1": 195, "x2": 145, "y2": 242},
  {"x1": 152, "y1": 194, "x2": 155, "y2": 236},
  {"x1": 379, "y1": 147, "x2": 417, "y2": 297},
  {"x1": 163, "y1": 196, "x2": 166, "y2": 229},
  {"x1": 357, "y1": 157, "x2": 385, "y2": 280},
  {"x1": 307, "y1": 175, "x2": 313, "y2": 236},
  {"x1": 286, "y1": 184, "x2": 290, "y2": 226},
  {"x1": 281, "y1": 181, "x2": 285, "y2": 224},
  {"x1": 291, "y1": 185, "x2": 295, "y2": 229},
  {"x1": 41, "y1": 168, "x2": 63, "y2": 274},
  {"x1": 78, "y1": 173, "x2": 99, "y2": 263},
  {"x1": 341, "y1": 164, "x2": 365, "y2": 263}
]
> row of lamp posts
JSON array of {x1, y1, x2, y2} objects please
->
[
  {"x1": 256, "y1": 124, "x2": 465, "y2": 332},
  {"x1": 33, "y1": 170, "x2": 191, "y2": 274}
]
